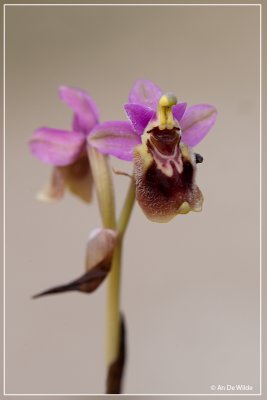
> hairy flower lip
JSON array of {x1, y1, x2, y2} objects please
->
[{"x1": 134, "y1": 140, "x2": 204, "y2": 222}]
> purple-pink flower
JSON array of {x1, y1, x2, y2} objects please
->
[
  {"x1": 29, "y1": 86, "x2": 99, "y2": 202},
  {"x1": 88, "y1": 79, "x2": 217, "y2": 161},
  {"x1": 29, "y1": 79, "x2": 217, "y2": 222},
  {"x1": 88, "y1": 79, "x2": 217, "y2": 222}
]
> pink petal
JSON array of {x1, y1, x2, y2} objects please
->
[
  {"x1": 59, "y1": 86, "x2": 100, "y2": 134},
  {"x1": 88, "y1": 121, "x2": 140, "y2": 161},
  {"x1": 124, "y1": 103, "x2": 155, "y2": 135},
  {"x1": 172, "y1": 102, "x2": 187, "y2": 122},
  {"x1": 180, "y1": 104, "x2": 218, "y2": 147},
  {"x1": 29, "y1": 127, "x2": 85, "y2": 166},
  {"x1": 128, "y1": 79, "x2": 162, "y2": 109}
]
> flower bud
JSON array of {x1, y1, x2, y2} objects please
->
[{"x1": 32, "y1": 228, "x2": 117, "y2": 298}]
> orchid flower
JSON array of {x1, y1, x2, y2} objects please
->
[
  {"x1": 29, "y1": 80, "x2": 218, "y2": 394},
  {"x1": 29, "y1": 86, "x2": 99, "y2": 202},
  {"x1": 89, "y1": 79, "x2": 217, "y2": 222}
]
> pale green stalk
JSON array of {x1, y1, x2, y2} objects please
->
[
  {"x1": 88, "y1": 147, "x2": 116, "y2": 230},
  {"x1": 106, "y1": 178, "x2": 135, "y2": 364},
  {"x1": 88, "y1": 145, "x2": 136, "y2": 366}
]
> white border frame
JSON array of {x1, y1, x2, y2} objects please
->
[{"x1": 2, "y1": 3, "x2": 262, "y2": 397}]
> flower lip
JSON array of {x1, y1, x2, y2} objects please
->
[{"x1": 148, "y1": 126, "x2": 180, "y2": 157}]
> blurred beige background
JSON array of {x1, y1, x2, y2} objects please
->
[{"x1": 4, "y1": 3, "x2": 261, "y2": 395}]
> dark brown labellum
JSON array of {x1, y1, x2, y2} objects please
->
[{"x1": 134, "y1": 140, "x2": 203, "y2": 222}]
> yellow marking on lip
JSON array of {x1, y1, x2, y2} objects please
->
[
  {"x1": 134, "y1": 144, "x2": 153, "y2": 173},
  {"x1": 178, "y1": 202, "x2": 191, "y2": 214}
]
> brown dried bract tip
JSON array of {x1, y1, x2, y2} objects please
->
[
  {"x1": 32, "y1": 228, "x2": 117, "y2": 298},
  {"x1": 32, "y1": 259, "x2": 110, "y2": 298},
  {"x1": 106, "y1": 314, "x2": 126, "y2": 394}
]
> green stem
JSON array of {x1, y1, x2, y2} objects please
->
[
  {"x1": 88, "y1": 144, "x2": 135, "y2": 370},
  {"x1": 118, "y1": 178, "x2": 136, "y2": 237},
  {"x1": 88, "y1": 147, "x2": 116, "y2": 230},
  {"x1": 106, "y1": 178, "x2": 136, "y2": 365}
]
